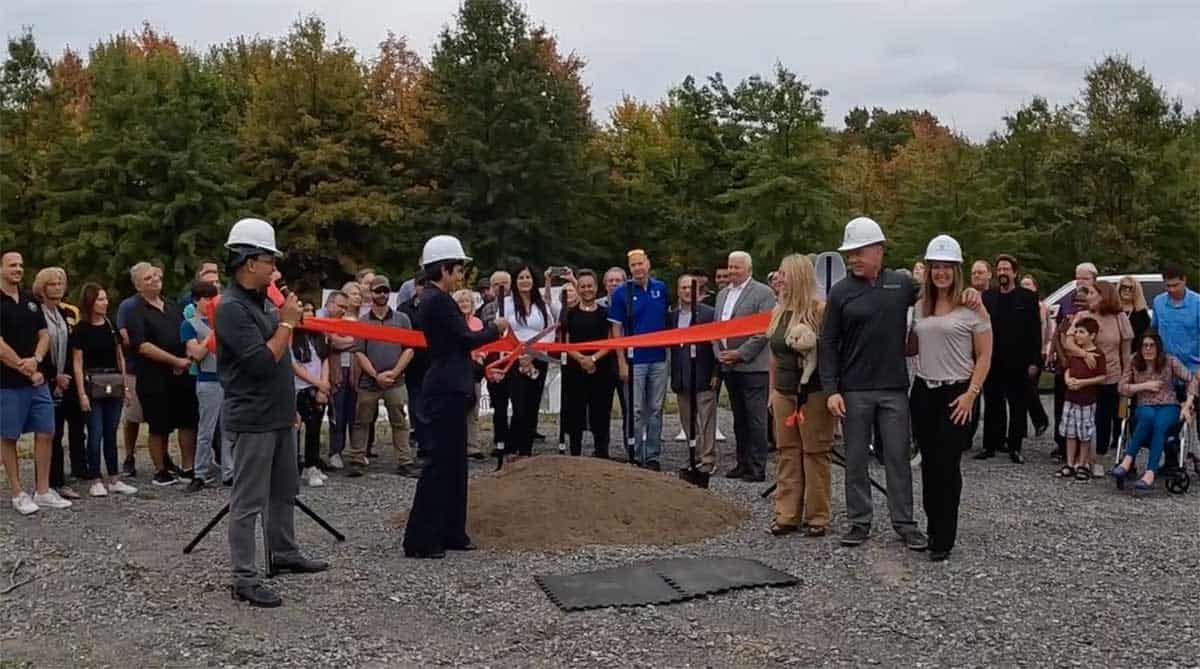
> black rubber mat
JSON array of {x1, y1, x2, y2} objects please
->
[{"x1": 536, "y1": 557, "x2": 798, "y2": 611}]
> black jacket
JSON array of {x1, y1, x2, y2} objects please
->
[
  {"x1": 419, "y1": 284, "x2": 500, "y2": 398},
  {"x1": 982, "y1": 286, "x2": 1042, "y2": 374},
  {"x1": 819, "y1": 270, "x2": 919, "y2": 393},
  {"x1": 399, "y1": 296, "x2": 430, "y2": 383},
  {"x1": 668, "y1": 303, "x2": 718, "y2": 394}
]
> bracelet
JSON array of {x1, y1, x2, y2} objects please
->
[
  {"x1": 278, "y1": 322, "x2": 295, "y2": 330},
  {"x1": 968, "y1": 384, "x2": 982, "y2": 395}
]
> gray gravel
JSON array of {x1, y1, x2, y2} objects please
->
[{"x1": 2, "y1": 398, "x2": 1199, "y2": 668}]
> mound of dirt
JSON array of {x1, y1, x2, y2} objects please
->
[{"x1": 396, "y1": 456, "x2": 747, "y2": 552}]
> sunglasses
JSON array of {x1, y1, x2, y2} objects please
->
[{"x1": 372, "y1": 287, "x2": 390, "y2": 295}]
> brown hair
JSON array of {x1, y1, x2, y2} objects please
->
[
  {"x1": 79, "y1": 283, "x2": 106, "y2": 319},
  {"x1": 1093, "y1": 282, "x2": 1122, "y2": 316},
  {"x1": 1132, "y1": 330, "x2": 1166, "y2": 374},
  {"x1": 1075, "y1": 316, "x2": 1100, "y2": 338},
  {"x1": 994, "y1": 254, "x2": 1018, "y2": 272},
  {"x1": 920, "y1": 261, "x2": 966, "y2": 318}
]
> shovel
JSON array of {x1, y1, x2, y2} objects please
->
[{"x1": 678, "y1": 277, "x2": 711, "y2": 489}]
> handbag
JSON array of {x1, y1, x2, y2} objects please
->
[{"x1": 85, "y1": 369, "x2": 125, "y2": 400}]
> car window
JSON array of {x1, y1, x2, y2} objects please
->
[{"x1": 1142, "y1": 280, "x2": 1165, "y2": 305}]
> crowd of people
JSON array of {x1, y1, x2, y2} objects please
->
[{"x1": 3, "y1": 220, "x2": 1197, "y2": 564}]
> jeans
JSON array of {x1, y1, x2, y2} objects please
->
[
  {"x1": 631, "y1": 361, "x2": 668, "y2": 464},
  {"x1": 1125, "y1": 404, "x2": 1181, "y2": 473},
  {"x1": 842, "y1": 389, "x2": 915, "y2": 532},
  {"x1": 196, "y1": 381, "x2": 230, "y2": 481},
  {"x1": 329, "y1": 366, "x2": 355, "y2": 456},
  {"x1": 85, "y1": 397, "x2": 123, "y2": 478}
]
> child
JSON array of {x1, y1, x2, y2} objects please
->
[{"x1": 1059, "y1": 317, "x2": 1107, "y2": 480}]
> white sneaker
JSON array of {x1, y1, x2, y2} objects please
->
[
  {"x1": 317, "y1": 469, "x2": 329, "y2": 482},
  {"x1": 33, "y1": 489, "x2": 73, "y2": 510},
  {"x1": 90, "y1": 481, "x2": 109, "y2": 497},
  {"x1": 108, "y1": 480, "x2": 138, "y2": 495},
  {"x1": 329, "y1": 454, "x2": 344, "y2": 470},
  {"x1": 11, "y1": 492, "x2": 39, "y2": 515},
  {"x1": 674, "y1": 430, "x2": 687, "y2": 442},
  {"x1": 716, "y1": 428, "x2": 727, "y2": 442},
  {"x1": 304, "y1": 467, "x2": 325, "y2": 487}
]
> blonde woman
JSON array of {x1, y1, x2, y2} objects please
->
[
  {"x1": 767, "y1": 254, "x2": 834, "y2": 537},
  {"x1": 33, "y1": 267, "x2": 84, "y2": 501},
  {"x1": 1118, "y1": 276, "x2": 1150, "y2": 356},
  {"x1": 909, "y1": 236, "x2": 992, "y2": 561}
]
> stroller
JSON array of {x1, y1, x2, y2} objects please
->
[{"x1": 1112, "y1": 398, "x2": 1199, "y2": 494}]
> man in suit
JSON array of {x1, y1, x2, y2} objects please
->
[
  {"x1": 978, "y1": 254, "x2": 1042, "y2": 463},
  {"x1": 714, "y1": 251, "x2": 777, "y2": 482},
  {"x1": 669, "y1": 274, "x2": 719, "y2": 473}
]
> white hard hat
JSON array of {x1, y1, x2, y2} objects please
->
[
  {"x1": 421, "y1": 235, "x2": 471, "y2": 266},
  {"x1": 924, "y1": 234, "x2": 963, "y2": 263},
  {"x1": 225, "y1": 218, "x2": 282, "y2": 257},
  {"x1": 838, "y1": 216, "x2": 886, "y2": 252}
]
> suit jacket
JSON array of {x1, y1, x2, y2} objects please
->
[
  {"x1": 668, "y1": 303, "x2": 717, "y2": 394},
  {"x1": 419, "y1": 284, "x2": 500, "y2": 398},
  {"x1": 713, "y1": 279, "x2": 776, "y2": 374},
  {"x1": 982, "y1": 286, "x2": 1042, "y2": 374}
]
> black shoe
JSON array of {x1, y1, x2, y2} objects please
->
[
  {"x1": 1010, "y1": 451, "x2": 1024, "y2": 464},
  {"x1": 929, "y1": 550, "x2": 951, "y2": 562},
  {"x1": 1034, "y1": 423, "x2": 1049, "y2": 437},
  {"x1": 394, "y1": 463, "x2": 422, "y2": 478},
  {"x1": 972, "y1": 450, "x2": 995, "y2": 460},
  {"x1": 232, "y1": 584, "x2": 282, "y2": 608},
  {"x1": 184, "y1": 478, "x2": 205, "y2": 494},
  {"x1": 446, "y1": 543, "x2": 477, "y2": 551},
  {"x1": 741, "y1": 473, "x2": 766, "y2": 482},
  {"x1": 222, "y1": 478, "x2": 233, "y2": 487},
  {"x1": 123, "y1": 457, "x2": 137, "y2": 478},
  {"x1": 180, "y1": 469, "x2": 195, "y2": 481},
  {"x1": 840, "y1": 525, "x2": 870, "y2": 547},
  {"x1": 404, "y1": 549, "x2": 446, "y2": 559},
  {"x1": 469, "y1": 452, "x2": 486, "y2": 460},
  {"x1": 166, "y1": 458, "x2": 186, "y2": 479},
  {"x1": 899, "y1": 528, "x2": 928, "y2": 551},
  {"x1": 724, "y1": 467, "x2": 746, "y2": 479},
  {"x1": 645, "y1": 461, "x2": 661, "y2": 472},
  {"x1": 271, "y1": 557, "x2": 329, "y2": 575},
  {"x1": 345, "y1": 465, "x2": 364, "y2": 478},
  {"x1": 152, "y1": 470, "x2": 178, "y2": 487}
]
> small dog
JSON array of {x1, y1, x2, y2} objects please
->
[{"x1": 784, "y1": 322, "x2": 818, "y2": 425}]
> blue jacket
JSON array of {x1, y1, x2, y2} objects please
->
[{"x1": 668, "y1": 303, "x2": 718, "y2": 394}]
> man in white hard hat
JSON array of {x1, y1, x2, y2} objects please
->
[
  {"x1": 219, "y1": 218, "x2": 327, "y2": 607},
  {"x1": 403, "y1": 235, "x2": 508, "y2": 558},
  {"x1": 820, "y1": 216, "x2": 930, "y2": 550}
]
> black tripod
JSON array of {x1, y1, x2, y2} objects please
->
[{"x1": 183, "y1": 498, "x2": 345, "y2": 576}]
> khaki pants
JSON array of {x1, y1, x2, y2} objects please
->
[
  {"x1": 677, "y1": 390, "x2": 717, "y2": 473},
  {"x1": 771, "y1": 390, "x2": 834, "y2": 529},
  {"x1": 349, "y1": 385, "x2": 412, "y2": 466}
]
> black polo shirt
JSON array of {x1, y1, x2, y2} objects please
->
[
  {"x1": 0, "y1": 288, "x2": 48, "y2": 388},
  {"x1": 124, "y1": 294, "x2": 186, "y2": 393}
]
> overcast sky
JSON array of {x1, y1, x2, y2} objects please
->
[{"x1": 7, "y1": 0, "x2": 1199, "y2": 139}]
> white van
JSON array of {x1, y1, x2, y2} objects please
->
[{"x1": 1045, "y1": 274, "x2": 1164, "y2": 320}]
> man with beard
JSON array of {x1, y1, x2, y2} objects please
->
[{"x1": 977, "y1": 255, "x2": 1042, "y2": 463}]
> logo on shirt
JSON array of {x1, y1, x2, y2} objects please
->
[
  {"x1": 651, "y1": 289, "x2": 662, "y2": 299},
  {"x1": 27, "y1": 302, "x2": 38, "y2": 312},
  {"x1": 883, "y1": 283, "x2": 902, "y2": 289}
]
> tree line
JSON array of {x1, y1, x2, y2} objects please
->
[{"x1": 3, "y1": 0, "x2": 1198, "y2": 301}]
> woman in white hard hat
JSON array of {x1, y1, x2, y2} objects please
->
[
  {"x1": 908, "y1": 235, "x2": 992, "y2": 562},
  {"x1": 403, "y1": 235, "x2": 508, "y2": 559}
]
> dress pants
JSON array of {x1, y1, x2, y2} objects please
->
[
  {"x1": 507, "y1": 362, "x2": 548, "y2": 456},
  {"x1": 983, "y1": 368, "x2": 1029, "y2": 454},
  {"x1": 564, "y1": 365, "x2": 615, "y2": 457},
  {"x1": 678, "y1": 389, "x2": 717, "y2": 472},
  {"x1": 842, "y1": 390, "x2": 916, "y2": 532},
  {"x1": 229, "y1": 428, "x2": 302, "y2": 587},
  {"x1": 403, "y1": 392, "x2": 474, "y2": 554},
  {"x1": 50, "y1": 387, "x2": 86, "y2": 485},
  {"x1": 487, "y1": 377, "x2": 510, "y2": 450},
  {"x1": 910, "y1": 379, "x2": 970, "y2": 553},
  {"x1": 725, "y1": 371, "x2": 769, "y2": 478}
]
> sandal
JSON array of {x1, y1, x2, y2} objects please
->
[
  {"x1": 769, "y1": 522, "x2": 798, "y2": 536},
  {"x1": 1074, "y1": 466, "x2": 1092, "y2": 481},
  {"x1": 1110, "y1": 465, "x2": 1128, "y2": 480},
  {"x1": 1056, "y1": 465, "x2": 1074, "y2": 478},
  {"x1": 805, "y1": 526, "x2": 827, "y2": 538}
]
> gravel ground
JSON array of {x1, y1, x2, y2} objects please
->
[{"x1": 2, "y1": 397, "x2": 1199, "y2": 668}]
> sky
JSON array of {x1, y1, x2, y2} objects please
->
[{"x1": 6, "y1": 0, "x2": 1199, "y2": 140}]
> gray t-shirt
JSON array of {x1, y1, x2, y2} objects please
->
[{"x1": 911, "y1": 304, "x2": 990, "y2": 383}]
